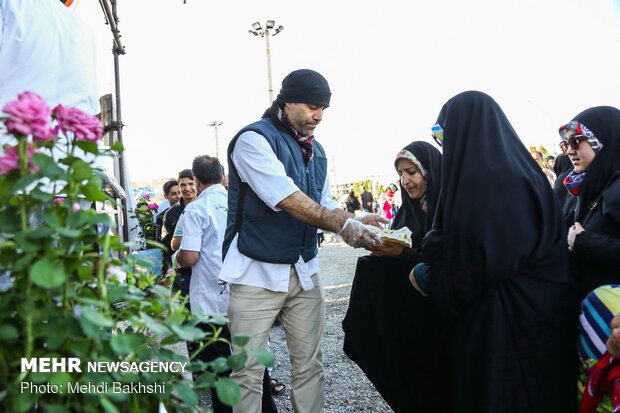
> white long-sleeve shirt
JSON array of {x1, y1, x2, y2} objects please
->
[{"x1": 219, "y1": 130, "x2": 337, "y2": 292}]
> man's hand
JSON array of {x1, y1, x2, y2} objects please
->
[
  {"x1": 355, "y1": 213, "x2": 389, "y2": 228},
  {"x1": 338, "y1": 218, "x2": 380, "y2": 249},
  {"x1": 607, "y1": 313, "x2": 620, "y2": 358},
  {"x1": 277, "y1": 191, "x2": 346, "y2": 233},
  {"x1": 175, "y1": 249, "x2": 199, "y2": 267}
]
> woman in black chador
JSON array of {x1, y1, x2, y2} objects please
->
[
  {"x1": 411, "y1": 91, "x2": 578, "y2": 413},
  {"x1": 345, "y1": 190, "x2": 361, "y2": 213},
  {"x1": 342, "y1": 141, "x2": 449, "y2": 413},
  {"x1": 560, "y1": 106, "x2": 620, "y2": 297}
]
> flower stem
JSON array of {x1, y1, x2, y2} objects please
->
[{"x1": 97, "y1": 233, "x2": 111, "y2": 312}]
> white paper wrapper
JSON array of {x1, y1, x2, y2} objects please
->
[{"x1": 366, "y1": 225, "x2": 413, "y2": 247}]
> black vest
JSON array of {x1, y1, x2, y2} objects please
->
[{"x1": 223, "y1": 118, "x2": 327, "y2": 264}]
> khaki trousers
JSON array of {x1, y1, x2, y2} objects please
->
[{"x1": 228, "y1": 267, "x2": 325, "y2": 413}]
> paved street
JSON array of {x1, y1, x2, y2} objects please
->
[{"x1": 269, "y1": 238, "x2": 393, "y2": 412}]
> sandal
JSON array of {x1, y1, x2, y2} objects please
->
[{"x1": 270, "y1": 378, "x2": 286, "y2": 396}]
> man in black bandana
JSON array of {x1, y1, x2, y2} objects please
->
[{"x1": 220, "y1": 69, "x2": 386, "y2": 413}]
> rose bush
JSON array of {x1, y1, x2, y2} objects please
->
[
  {"x1": 130, "y1": 194, "x2": 159, "y2": 246},
  {"x1": 0, "y1": 92, "x2": 272, "y2": 412}
]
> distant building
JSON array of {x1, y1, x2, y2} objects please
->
[{"x1": 131, "y1": 177, "x2": 172, "y2": 202}]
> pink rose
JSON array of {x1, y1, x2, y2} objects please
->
[
  {"x1": 52, "y1": 105, "x2": 103, "y2": 143},
  {"x1": 2, "y1": 92, "x2": 55, "y2": 141},
  {"x1": 147, "y1": 203, "x2": 158, "y2": 210},
  {"x1": 0, "y1": 144, "x2": 40, "y2": 174},
  {"x1": 72, "y1": 202, "x2": 81, "y2": 212},
  {"x1": 54, "y1": 197, "x2": 65, "y2": 203},
  {"x1": 143, "y1": 194, "x2": 151, "y2": 200}
]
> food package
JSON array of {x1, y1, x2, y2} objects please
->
[{"x1": 366, "y1": 225, "x2": 412, "y2": 247}]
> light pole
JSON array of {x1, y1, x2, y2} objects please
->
[
  {"x1": 248, "y1": 20, "x2": 284, "y2": 105},
  {"x1": 208, "y1": 121, "x2": 223, "y2": 159}
]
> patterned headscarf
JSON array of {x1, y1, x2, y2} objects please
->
[
  {"x1": 395, "y1": 149, "x2": 428, "y2": 177},
  {"x1": 563, "y1": 170, "x2": 586, "y2": 196},
  {"x1": 559, "y1": 121, "x2": 604, "y2": 153}
]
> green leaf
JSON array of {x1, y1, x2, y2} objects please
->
[
  {"x1": 209, "y1": 357, "x2": 230, "y2": 374},
  {"x1": 169, "y1": 324, "x2": 206, "y2": 342},
  {"x1": 49, "y1": 372, "x2": 72, "y2": 387},
  {"x1": 80, "y1": 306, "x2": 114, "y2": 327},
  {"x1": 26, "y1": 228, "x2": 54, "y2": 239},
  {"x1": 110, "y1": 141, "x2": 124, "y2": 152},
  {"x1": 249, "y1": 348, "x2": 275, "y2": 367},
  {"x1": 0, "y1": 324, "x2": 18, "y2": 340},
  {"x1": 110, "y1": 333, "x2": 145, "y2": 355},
  {"x1": 43, "y1": 404, "x2": 70, "y2": 413},
  {"x1": 81, "y1": 184, "x2": 108, "y2": 202},
  {"x1": 77, "y1": 264, "x2": 94, "y2": 281},
  {"x1": 72, "y1": 160, "x2": 93, "y2": 181},
  {"x1": 78, "y1": 315, "x2": 101, "y2": 337},
  {"x1": 195, "y1": 371, "x2": 216, "y2": 389},
  {"x1": 160, "y1": 335, "x2": 183, "y2": 346},
  {"x1": 30, "y1": 189, "x2": 55, "y2": 203},
  {"x1": 107, "y1": 284, "x2": 129, "y2": 304},
  {"x1": 144, "y1": 239, "x2": 165, "y2": 249},
  {"x1": 226, "y1": 353, "x2": 247, "y2": 371},
  {"x1": 32, "y1": 153, "x2": 65, "y2": 178},
  {"x1": 66, "y1": 211, "x2": 88, "y2": 227},
  {"x1": 30, "y1": 259, "x2": 67, "y2": 288},
  {"x1": 99, "y1": 396, "x2": 120, "y2": 413},
  {"x1": 42, "y1": 212, "x2": 60, "y2": 228},
  {"x1": 0, "y1": 240, "x2": 18, "y2": 250},
  {"x1": 76, "y1": 140, "x2": 99, "y2": 155},
  {"x1": 173, "y1": 382, "x2": 198, "y2": 406},
  {"x1": 13, "y1": 174, "x2": 39, "y2": 191},
  {"x1": 55, "y1": 228, "x2": 82, "y2": 238},
  {"x1": 148, "y1": 285, "x2": 171, "y2": 297},
  {"x1": 232, "y1": 334, "x2": 251, "y2": 348},
  {"x1": 195, "y1": 313, "x2": 229, "y2": 326},
  {"x1": 215, "y1": 377, "x2": 241, "y2": 406},
  {"x1": 138, "y1": 312, "x2": 169, "y2": 335}
]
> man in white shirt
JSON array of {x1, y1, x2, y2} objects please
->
[
  {"x1": 177, "y1": 156, "x2": 279, "y2": 413},
  {"x1": 220, "y1": 69, "x2": 386, "y2": 413}
]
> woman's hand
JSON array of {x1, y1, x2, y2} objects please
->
[
  {"x1": 409, "y1": 268, "x2": 428, "y2": 297},
  {"x1": 568, "y1": 222, "x2": 586, "y2": 251},
  {"x1": 370, "y1": 240, "x2": 404, "y2": 257}
]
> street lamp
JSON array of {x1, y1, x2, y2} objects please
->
[
  {"x1": 208, "y1": 121, "x2": 223, "y2": 159},
  {"x1": 248, "y1": 20, "x2": 284, "y2": 105}
]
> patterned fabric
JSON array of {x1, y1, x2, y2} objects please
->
[
  {"x1": 276, "y1": 106, "x2": 314, "y2": 163},
  {"x1": 581, "y1": 353, "x2": 620, "y2": 413},
  {"x1": 431, "y1": 124, "x2": 444, "y2": 147},
  {"x1": 579, "y1": 285, "x2": 620, "y2": 412},
  {"x1": 560, "y1": 120, "x2": 604, "y2": 153},
  {"x1": 564, "y1": 170, "x2": 586, "y2": 196},
  {"x1": 395, "y1": 149, "x2": 428, "y2": 176}
]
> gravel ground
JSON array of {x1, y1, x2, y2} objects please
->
[
  {"x1": 180, "y1": 236, "x2": 394, "y2": 412},
  {"x1": 268, "y1": 236, "x2": 393, "y2": 413}
]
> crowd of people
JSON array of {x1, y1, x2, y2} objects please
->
[
  {"x1": 4, "y1": 2, "x2": 619, "y2": 412},
  {"x1": 147, "y1": 70, "x2": 619, "y2": 413}
]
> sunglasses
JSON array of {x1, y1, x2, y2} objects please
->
[
  {"x1": 431, "y1": 124, "x2": 444, "y2": 147},
  {"x1": 559, "y1": 135, "x2": 588, "y2": 153}
]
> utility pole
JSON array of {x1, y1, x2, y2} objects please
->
[
  {"x1": 248, "y1": 20, "x2": 284, "y2": 105},
  {"x1": 208, "y1": 121, "x2": 223, "y2": 159}
]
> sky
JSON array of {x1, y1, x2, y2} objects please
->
[{"x1": 72, "y1": 0, "x2": 620, "y2": 186}]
